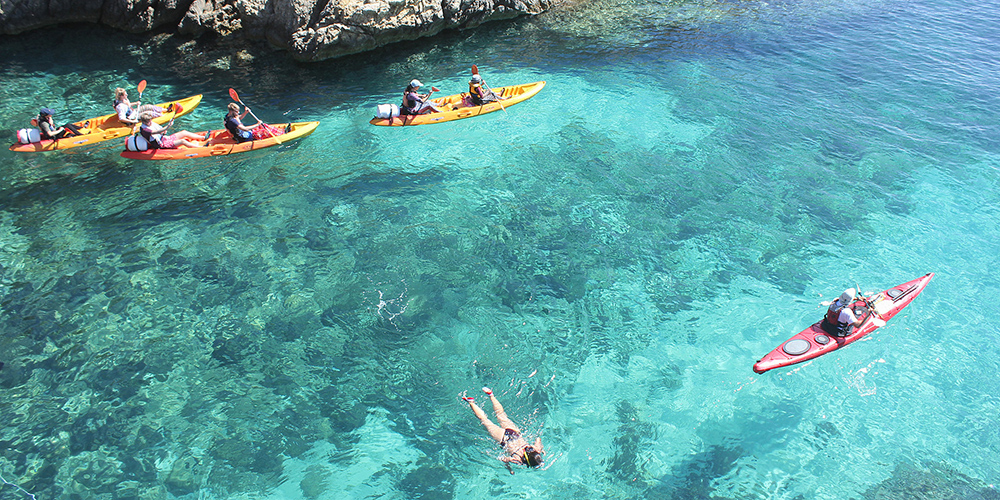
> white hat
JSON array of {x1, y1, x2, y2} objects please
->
[
  {"x1": 470, "y1": 74, "x2": 482, "y2": 83},
  {"x1": 409, "y1": 79, "x2": 422, "y2": 88},
  {"x1": 839, "y1": 288, "x2": 856, "y2": 303}
]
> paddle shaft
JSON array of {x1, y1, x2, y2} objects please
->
[{"x1": 238, "y1": 98, "x2": 262, "y2": 123}]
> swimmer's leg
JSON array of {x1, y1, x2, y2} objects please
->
[
  {"x1": 484, "y1": 388, "x2": 519, "y2": 433},
  {"x1": 464, "y1": 396, "x2": 505, "y2": 443}
]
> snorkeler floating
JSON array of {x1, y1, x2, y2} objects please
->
[{"x1": 462, "y1": 387, "x2": 544, "y2": 474}]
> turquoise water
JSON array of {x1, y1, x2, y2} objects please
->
[{"x1": 1, "y1": 0, "x2": 999, "y2": 497}]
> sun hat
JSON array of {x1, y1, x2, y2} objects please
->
[
  {"x1": 409, "y1": 79, "x2": 422, "y2": 88},
  {"x1": 39, "y1": 107, "x2": 55, "y2": 116},
  {"x1": 839, "y1": 288, "x2": 856, "y2": 304}
]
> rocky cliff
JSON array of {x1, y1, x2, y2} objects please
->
[{"x1": 0, "y1": 0, "x2": 552, "y2": 61}]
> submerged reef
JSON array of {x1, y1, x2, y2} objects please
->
[
  {"x1": 0, "y1": 0, "x2": 551, "y2": 61},
  {"x1": 862, "y1": 461, "x2": 1000, "y2": 500}
]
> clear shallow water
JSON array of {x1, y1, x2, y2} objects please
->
[{"x1": 1, "y1": 0, "x2": 999, "y2": 498}]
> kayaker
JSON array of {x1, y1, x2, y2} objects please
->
[
  {"x1": 224, "y1": 103, "x2": 285, "y2": 142},
  {"x1": 823, "y1": 288, "x2": 866, "y2": 337},
  {"x1": 468, "y1": 74, "x2": 505, "y2": 105},
  {"x1": 462, "y1": 387, "x2": 544, "y2": 474},
  {"x1": 37, "y1": 108, "x2": 83, "y2": 140},
  {"x1": 138, "y1": 112, "x2": 208, "y2": 149},
  {"x1": 224, "y1": 103, "x2": 263, "y2": 143},
  {"x1": 114, "y1": 88, "x2": 171, "y2": 126},
  {"x1": 400, "y1": 79, "x2": 440, "y2": 115}
]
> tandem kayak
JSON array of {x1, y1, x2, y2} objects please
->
[
  {"x1": 119, "y1": 121, "x2": 319, "y2": 160},
  {"x1": 9, "y1": 95, "x2": 203, "y2": 152},
  {"x1": 753, "y1": 273, "x2": 934, "y2": 374},
  {"x1": 369, "y1": 81, "x2": 546, "y2": 126}
]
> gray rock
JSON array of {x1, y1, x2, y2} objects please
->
[{"x1": 0, "y1": 0, "x2": 552, "y2": 60}]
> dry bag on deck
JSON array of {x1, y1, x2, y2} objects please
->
[
  {"x1": 126, "y1": 135, "x2": 149, "y2": 152},
  {"x1": 375, "y1": 104, "x2": 400, "y2": 119},
  {"x1": 17, "y1": 128, "x2": 41, "y2": 144}
]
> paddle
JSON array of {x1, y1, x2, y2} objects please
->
[
  {"x1": 229, "y1": 88, "x2": 262, "y2": 124},
  {"x1": 857, "y1": 290, "x2": 887, "y2": 327},
  {"x1": 472, "y1": 65, "x2": 507, "y2": 114},
  {"x1": 137, "y1": 80, "x2": 147, "y2": 101}
]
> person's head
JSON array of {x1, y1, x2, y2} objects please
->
[
  {"x1": 470, "y1": 74, "x2": 482, "y2": 84},
  {"x1": 139, "y1": 111, "x2": 155, "y2": 124},
  {"x1": 522, "y1": 446, "x2": 543, "y2": 468},
  {"x1": 839, "y1": 288, "x2": 856, "y2": 304},
  {"x1": 38, "y1": 108, "x2": 55, "y2": 121},
  {"x1": 228, "y1": 102, "x2": 240, "y2": 115},
  {"x1": 115, "y1": 88, "x2": 127, "y2": 100},
  {"x1": 408, "y1": 79, "x2": 422, "y2": 90}
]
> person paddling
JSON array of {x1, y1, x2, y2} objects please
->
[
  {"x1": 36, "y1": 108, "x2": 83, "y2": 140},
  {"x1": 468, "y1": 74, "x2": 493, "y2": 105},
  {"x1": 114, "y1": 88, "x2": 173, "y2": 126},
  {"x1": 137, "y1": 112, "x2": 207, "y2": 149},
  {"x1": 224, "y1": 103, "x2": 286, "y2": 142},
  {"x1": 462, "y1": 387, "x2": 544, "y2": 474},
  {"x1": 822, "y1": 288, "x2": 866, "y2": 337},
  {"x1": 468, "y1": 74, "x2": 505, "y2": 105},
  {"x1": 400, "y1": 79, "x2": 441, "y2": 115}
]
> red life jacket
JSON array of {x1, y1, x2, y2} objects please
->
[{"x1": 825, "y1": 301, "x2": 846, "y2": 325}]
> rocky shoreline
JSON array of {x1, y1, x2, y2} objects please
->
[{"x1": 0, "y1": 0, "x2": 552, "y2": 61}]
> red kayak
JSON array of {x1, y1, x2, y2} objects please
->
[{"x1": 753, "y1": 273, "x2": 933, "y2": 374}]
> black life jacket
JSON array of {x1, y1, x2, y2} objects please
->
[
  {"x1": 139, "y1": 123, "x2": 162, "y2": 148},
  {"x1": 225, "y1": 114, "x2": 252, "y2": 142}
]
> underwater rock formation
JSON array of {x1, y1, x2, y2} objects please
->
[
  {"x1": 862, "y1": 461, "x2": 1000, "y2": 500},
  {"x1": 0, "y1": 0, "x2": 552, "y2": 61}
]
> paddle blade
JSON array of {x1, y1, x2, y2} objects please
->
[
  {"x1": 872, "y1": 318, "x2": 886, "y2": 327},
  {"x1": 431, "y1": 87, "x2": 440, "y2": 92},
  {"x1": 137, "y1": 80, "x2": 147, "y2": 94},
  {"x1": 229, "y1": 88, "x2": 241, "y2": 103},
  {"x1": 472, "y1": 64, "x2": 479, "y2": 75}
]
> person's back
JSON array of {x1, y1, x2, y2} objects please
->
[{"x1": 823, "y1": 288, "x2": 864, "y2": 336}]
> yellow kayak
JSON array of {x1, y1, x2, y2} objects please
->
[
  {"x1": 369, "y1": 81, "x2": 545, "y2": 126},
  {"x1": 119, "y1": 121, "x2": 319, "y2": 160},
  {"x1": 9, "y1": 94, "x2": 203, "y2": 152}
]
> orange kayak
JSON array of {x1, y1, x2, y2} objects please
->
[
  {"x1": 119, "y1": 121, "x2": 319, "y2": 160},
  {"x1": 369, "y1": 81, "x2": 545, "y2": 126},
  {"x1": 9, "y1": 95, "x2": 203, "y2": 152}
]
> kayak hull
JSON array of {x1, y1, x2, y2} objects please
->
[
  {"x1": 119, "y1": 121, "x2": 319, "y2": 160},
  {"x1": 9, "y1": 95, "x2": 203, "y2": 152},
  {"x1": 753, "y1": 273, "x2": 934, "y2": 374},
  {"x1": 369, "y1": 81, "x2": 545, "y2": 126}
]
